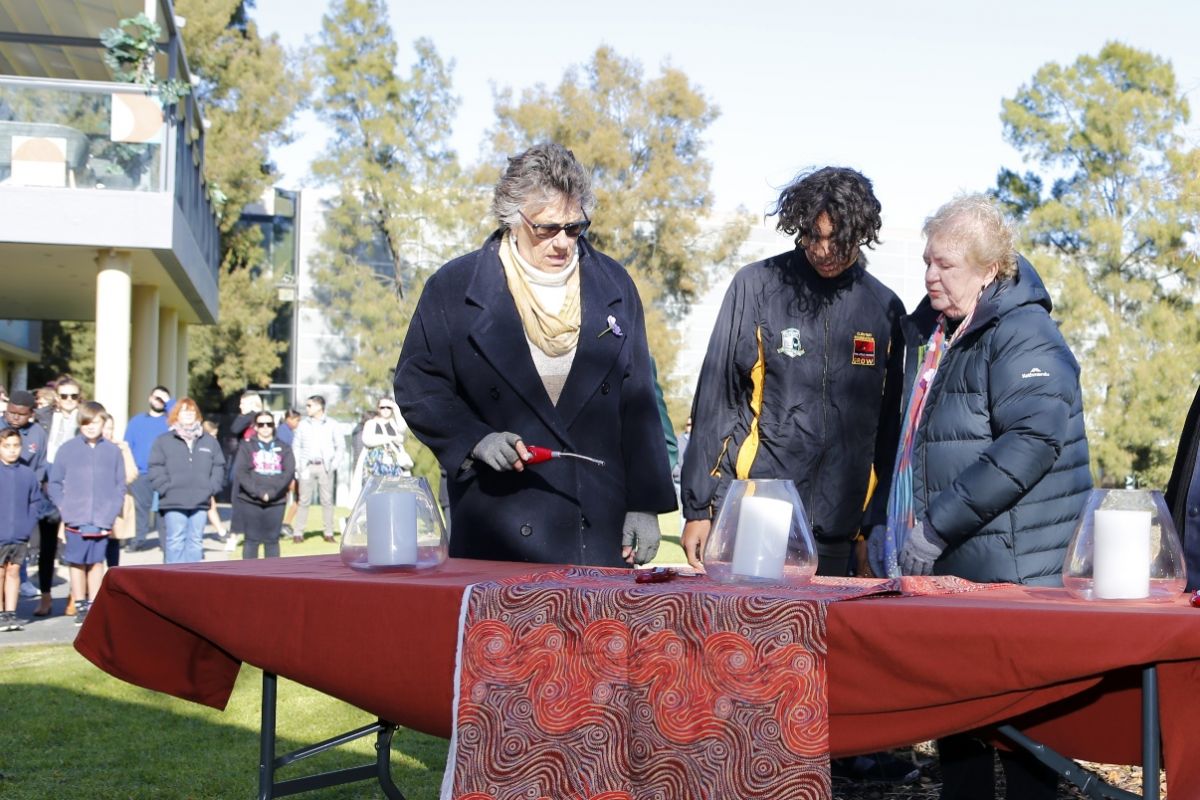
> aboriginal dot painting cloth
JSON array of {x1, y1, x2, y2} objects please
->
[{"x1": 442, "y1": 568, "x2": 907, "y2": 800}]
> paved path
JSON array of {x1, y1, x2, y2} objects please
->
[
  {"x1": 1, "y1": 522, "x2": 238, "y2": 648},
  {"x1": 0, "y1": 507, "x2": 340, "y2": 649}
]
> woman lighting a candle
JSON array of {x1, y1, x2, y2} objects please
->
[
  {"x1": 394, "y1": 143, "x2": 675, "y2": 567},
  {"x1": 868, "y1": 195, "x2": 1092, "y2": 799}
]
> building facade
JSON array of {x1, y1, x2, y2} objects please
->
[{"x1": 0, "y1": 0, "x2": 220, "y2": 431}]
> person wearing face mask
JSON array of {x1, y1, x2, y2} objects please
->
[
  {"x1": 868, "y1": 195, "x2": 1092, "y2": 800},
  {"x1": 680, "y1": 167, "x2": 906, "y2": 580},
  {"x1": 395, "y1": 142, "x2": 675, "y2": 567}
]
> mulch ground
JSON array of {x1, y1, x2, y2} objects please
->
[{"x1": 831, "y1": 743, "x2": 1161, "y2": 799}]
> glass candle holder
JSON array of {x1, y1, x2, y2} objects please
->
[
  {"x1": 702, "y1": 479, "x2": 818, "y2": 586},
  {"x1": 1062, "y1": 488, "x2": 1186, "y2": 600},
  {"x1": 340, "y1": 473, "x2": 448, "y2": 572}
]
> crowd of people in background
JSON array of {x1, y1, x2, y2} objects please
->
[{"x1": 0, "y1": 382, "x2": 409, "y2": 630}]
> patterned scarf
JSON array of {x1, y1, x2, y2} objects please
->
[
  {"x1": 498, "y1": 231, "x2": 581, "y2": 357},
  {"x1": 880, "y1": 313, "x2": 959, "y2": 577},
  {"x1": 171, "y1": 420, "x2": 203, "y2": 446}
]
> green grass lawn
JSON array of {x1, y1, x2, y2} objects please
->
[
  {"x1": 1, "y1": 513, "x2": 684, "y2": 799},
  {"x1": 0, "y1": 645, "x2": 450, "y2": 799}
]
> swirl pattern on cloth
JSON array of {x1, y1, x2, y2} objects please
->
[{"x1": 443, "y1": 568, "x2": 912, "y2": 800}]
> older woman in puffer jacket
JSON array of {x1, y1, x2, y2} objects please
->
[{"x1": 869, "y1": 194, "x2": 1092, "y2": 800}]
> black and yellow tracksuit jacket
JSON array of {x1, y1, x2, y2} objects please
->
[{"x1": 680, "y1": 250, "x2": 905, "y2": 544}]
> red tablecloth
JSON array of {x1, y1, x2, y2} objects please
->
[{"x1": 76, "y1": 556, "x2": 1200, "y2": 796}]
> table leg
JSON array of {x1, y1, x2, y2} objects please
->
[
  {"x1": 995, "y1": 664, "x2": 1161, "y2": 800},
  {"x1": 257, "y1": 671, "x2": 407, "y2": 799},
  {"x1": 1142, "y1": 665, "x2": 1160, "y2": 800}
]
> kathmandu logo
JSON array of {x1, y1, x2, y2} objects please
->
[
  {"x1": 778, "y1": 328, "x2": 805, "y2": 358},
  {"x1": 1021, "y1": 367, "x2": 1051, "y2": 379}
]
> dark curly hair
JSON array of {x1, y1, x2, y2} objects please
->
[{"x1": 771, "y1": 167, "x2": 882, "y2": 261}]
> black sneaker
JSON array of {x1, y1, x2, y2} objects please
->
[
  {"x1": 1, "y1": 611, "x2": 23, "y2": 632},
  {"x1": 74, "y1": 601, "x2": 89, "y2": 627}
]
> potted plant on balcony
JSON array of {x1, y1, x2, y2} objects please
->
[{"x1": 97, "y1": 13, "x2": 192, "y2": 189}]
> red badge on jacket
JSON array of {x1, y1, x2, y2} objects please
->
[{"x1": 852, "y1": 332, "x2": 876, "y2": 366}]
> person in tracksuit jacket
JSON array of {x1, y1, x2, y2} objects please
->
[{"x1": 680, "y1": 166, "x2": 906, "y2": 578}]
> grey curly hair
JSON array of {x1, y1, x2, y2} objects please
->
[
  {"x1": 491, "y1": 143, "x2": 596, "y2": 228},
  {"x1": 923, "y1": 194, "x2": 1018, "y2": 280}
]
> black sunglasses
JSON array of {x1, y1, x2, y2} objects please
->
[
  {"x1": 59, "y1": 392, "x2": 80, "y2": 399},
  {"x1": 255, "y1": 421, "x2": 275, "y2": 428},
  {"x1": 518, "y1": 209, "x2": 590, "y2": 240}
]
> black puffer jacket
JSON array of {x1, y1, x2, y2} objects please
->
[{"x1": 905, "y1": 256, "x2": 1092, "y2": 585}]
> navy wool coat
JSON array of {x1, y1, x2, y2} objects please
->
[{"x1": 395, "y1": 232, "x2": 676, "y2": 567}]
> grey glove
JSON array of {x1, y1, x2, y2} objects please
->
[
  {"x1": 897, "y1": 521, "x2": 946, "y2": 577},
  {"x1": 471, "y1": 432, "x2": 524, "y2": 471},
  {"x1": 866, "y1": 524, "x2": 887, "y2": 578},
  {"x1": 621, "y1": 511, "x2": 661, "y2": 565}
]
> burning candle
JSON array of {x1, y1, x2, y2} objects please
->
[
  {"x1": 731, "y1": 496, "x2": 792, "y2": 581},
  {"x1": 1093, "y1": 509, "x2": 1151, "y2": 599},
  {"x1": 366, "y1": 491, "x2": 418, "y2": 566}
]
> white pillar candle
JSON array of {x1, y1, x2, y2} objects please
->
[
  {"x1": 1093, "y1": 509, "x2": 1151, "y2": 599},
  {"x1": 731, "y1": 496, "x2": 792, "y2": 581},
  {"x1": 366, "y1": 492, "x2": 418, "y2": 566}
]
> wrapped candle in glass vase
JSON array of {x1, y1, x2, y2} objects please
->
[
  {"x1": 702, "y1": 479, "x2": 818, "y2": 586},
  {"x1": 1062, "y1": 489, "x2": 1186, "y2": 600},
  {"x1": 340, "y1": 473, "x2": 448, "y2": 572}
]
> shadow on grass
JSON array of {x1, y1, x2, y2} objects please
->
[{"x1": 0, "y1": 671, "x2": 449, "y2": 799}]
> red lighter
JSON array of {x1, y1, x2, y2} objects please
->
[{"x1": 525, "y1": 445, "x2": 605, "y2": 467}]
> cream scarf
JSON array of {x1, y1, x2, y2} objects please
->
[{"x1": 498, "y1": 231, "x2": 581, "y2": 357}]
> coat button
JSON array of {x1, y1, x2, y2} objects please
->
[
  {"x1": 519, "y1": 523, "x2": 533, "y2": 537},
  {"x1": 489, "y1": 386, "x2": 500, "y2": 400},
  {"x1": 600, "y1": 382, "x2": 610, "y2": 395}
]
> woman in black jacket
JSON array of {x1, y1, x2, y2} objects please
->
[
  {"x1": 147, "y1": 398, "x2": 226, "y2": 564},
  {"x1": 395, "y1": 143, "x2": 675, "y2": 567},
  {"x1": 870, "y1": 195, "x2": 1092, "y2": 800},
  {"x1": 232, "y1": 412, "x2": 295, "y2": 559}
]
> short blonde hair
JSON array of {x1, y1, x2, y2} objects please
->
[{"x1": 923, "y1": 194, "x2": 1018, "y2": 280}]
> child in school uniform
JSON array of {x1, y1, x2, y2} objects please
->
[
  {"x1": 47, "y1": 402, "x2": 126, "y2": 626},
  {"x1": 0, "y1": 427, "x2": 42, "y2": 631}
]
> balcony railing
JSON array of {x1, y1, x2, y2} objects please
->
[
  {"x1": 0, "y1": 74, "x2": 219, "y2": 281},
  {"x1": 0, "y1": 76, "x2": 166, "y2": 191}
]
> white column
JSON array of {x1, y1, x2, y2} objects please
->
[
  {"x1": 130, "y1": 285, "x2": 160, "y2": 416},
  {"x1": 175, "y1": 321, "x2": 189, "y2": 400},
  {"x1": 12, "y1": 360, "x2": 28, "y2": 392},
  {"x1": 158, "y1": 307, "x2": 178, "y2": 392},
  {"x1": 94, "y1": 249, "x2": 132, "y2": 434}
]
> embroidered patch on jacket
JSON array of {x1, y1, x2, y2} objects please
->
[
  {"x1": 1021, "y1": 366, "x2": 1051, "y2": 379},
  {"x1": 852, "y1": 332, "x2": 876, "y2": 366},
  {"x1": 778, "y1": 328, "x2": 805, "y2": 358}
]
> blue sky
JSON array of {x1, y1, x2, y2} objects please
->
[{"x1": 250, "y1": 0, "x2": 1200, "y2": 233}]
